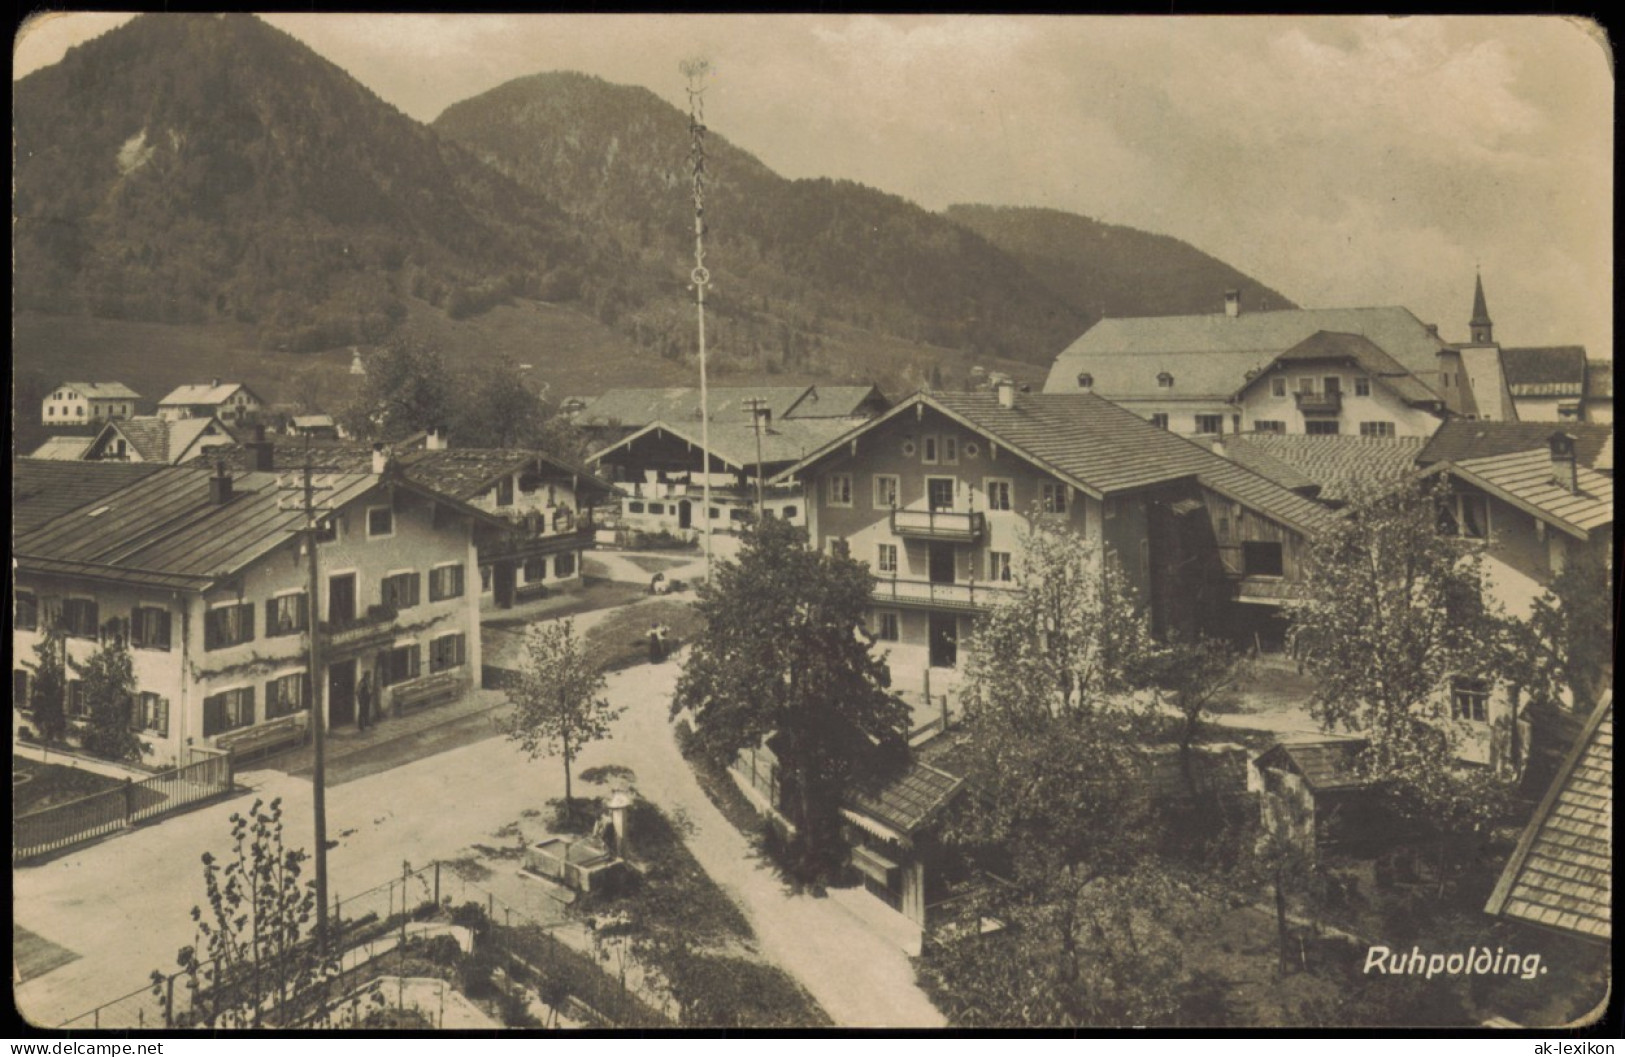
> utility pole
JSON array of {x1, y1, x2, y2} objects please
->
[
  {"x1": 278, "y1": 445, "x2": 335, "y2": 954},
  {"x1": 683, "y1": 57, "x2": 714, "y2": 581},
  {"x1": 742, "y1": 397, "x2": 767, "y2": 516}
]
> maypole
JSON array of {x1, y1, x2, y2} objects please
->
[{"x1": 682, "y1": 58, "x2": 714, "y2": 582}]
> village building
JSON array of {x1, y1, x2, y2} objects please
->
[
  {"x1": 573, "y1": 384, "x2": 889, "y2": 448},
  {"x1": 77, "y1": 415, "x2": 238, "y2": 464},
  {"x1": 290, "y1": 414, "x2": 343, "y2": 441},
  {"x1": 1195, "y1": 433, "x2": 1428, "y2": 508},
  {"x1": 156, "y1": 380, "x2": 265, "y2": 424},
  {"x1": 1044, "y1": 291, "x2": 1476, "y2": 433},
  {"x1": 26, "y1": 436, "x2": 96, "y2": 461},
  {"x1": 1451, "y1": 274, "x2": 1609, "y2": 425},
  {"x1": 12, "y1": 455, "x2": 507, "y2": 769},
  {"x1": 775, "y1": 381, "x2": 1336, "y2": 674},
  {"x1": 41, "y1": 382, "x2": 141, "y2": 426}
]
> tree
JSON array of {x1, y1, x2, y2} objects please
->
[
  {"x1": 73, "y1": 633, "x2": 145, "y2": 762},
  {"x1": 501, "y1": 619, "x2": 622, "y2": 817},
  {"x1": 1527, "y1": 543, "x2": 1613, "y2": 710},
  {"x1": 154, "y1": 798, "x2": 355, "y2": 1028},
  {"x1": 1139, "y1": 633, "x2": 1250, "y2": 802},
  {"x1": 338, "y1": 335, "x2": 455, "y2": 442},
  {"x1": 454, "y1": 357, "x2": 546, "y2": 449},
  {"x1": 672, "y1": 517, "x2": 909, "y2": 880},
  {"x1": 27, "y1": 618, "x2": 68, "y2": 745},
  {"x1": 1288, "y1": 477, "x2": 1522, "y2": 870},
  {"x1": 960, "y1": 511, "x2": 1157, "y2": 728}
]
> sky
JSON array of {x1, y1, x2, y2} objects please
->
[{"x1": 15, "y1": 13, "x2": 1614, "y2": 359}]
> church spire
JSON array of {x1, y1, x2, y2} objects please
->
[{"x1": 1469, "y1": 271, "x2": 1494, "y2": 344}]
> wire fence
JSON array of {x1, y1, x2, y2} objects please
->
[{"x1": 57, "y1": 858, "x2": 673, "y2": 1030}]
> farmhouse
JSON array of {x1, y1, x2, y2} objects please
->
[
  {"x1": 41, "y1": 381, "x2": 141, "y2": 426},
  {"x1": 79, "y1": 415, "x2": 238, "y2": 464},
  {"x1": 157, "y1": 380, "x2": 265, "y2": 423},
  {"x1": 12, "y1": 456, "x2": 507, "y2": 768}
]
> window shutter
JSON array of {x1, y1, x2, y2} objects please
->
[
  {"x1": 205, "y1": 611, "x2": 220, "y2": 651},
  {"x1": 265, "y1": 599, "x2": 278, "y2": 634},
  {"x1": 266, "y1": 679, "x2": 279, "y2": 716},
  {"x1": 244, "y1": 687, "x2": 256, "y2": 726},
  {"x1": 456, "y1": 635, "x2": 466, "y2": 667},
  {"x1": 302, "y1": 672, "x2": 313, "y2": 708},
  {"x1": 409, "y1": 645, "x2": 421, "y2": 680},
  {"x1": 158, "y1": 697, "x2": 170, "y2": 738},
  {"x1": 243, "y1": 605, "x2": 255, "y2": 643},
  {"x1": 204, "y1": 695, "x2": 223, "y2": 736},
  {"x1": 129, "y1": 695, "x2": 143, "y2": 732},
  {"x1": 298, "y1": 594, "x2": 310, "y2": 628},
  {"x1": 411, "y1": 574, "x2": 422, "y2": 607},
  {"x1": 158, "y1": 609, "x2": 171, "y2": 649}
]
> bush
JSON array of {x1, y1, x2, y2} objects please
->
[
  {"x1": 417, "y1": 934, "x2": 463, "y2": 968},
  {"x1": 496, "y1": 987, "x2": 541, "y2": 1028}
]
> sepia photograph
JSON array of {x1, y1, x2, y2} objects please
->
[{"x1": 9, "y1": 13, "x2": 1614, "y2": 1034}]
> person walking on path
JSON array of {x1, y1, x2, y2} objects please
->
[
  {"x1": 648, "y1": 623, "x2": 664, "y2": 663},
  {"x1": 357, "y1": 671, "x2": 374, "y2": 730}
]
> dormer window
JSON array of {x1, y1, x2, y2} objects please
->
[
  {"x1": 1157, "y1": 372, "x2": 1174, "y2": 389},
  {"x1": 1076, "y1": 372, "x2": 1094, "y2": 390}
]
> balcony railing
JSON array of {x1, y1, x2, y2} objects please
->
[
  {"x1": 319, "y1": 604, "x2": 398, "y2": 653},
  {"x1": 871, "y1": 576, "x2": 1019, "y2": 612},
  {"x1": 1294, "y1": 391, "x2": 1342, "y2": 414},
  {"x1": 480, "y1": 511, "x2": 598, "y2": 563},
  {"x1": 889, "y1": 508, "x2": 986, "y2": 543}
]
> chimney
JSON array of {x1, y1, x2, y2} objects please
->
[
  {"x1": 1224, "y1": 290, "x2": 1241, "y2": 319},
  {"x1": 1549, "y1": 431, "x2": 1579, "y2": 493},
  {"x1": 426, "y1": 426, "x2": 448, "y2": 451},
  {"x1": 372, "y1": 442, "x2": 388, "y2": 475},
  {"x1": 1424, "y1": 323, "x2": 1439, "y2": 338},
  {"x1": 995, "y1": 376, "x2": 1015, "y2": 409},
  {"x1": 247, "y1": 424, "x2": 274, "y2": 472},
  {"x1": 210, "y1": 377, "x2": 221, "y2": 388},
  {"x1": 209, "y1": 460, "x2": 233, "y2": 505}
]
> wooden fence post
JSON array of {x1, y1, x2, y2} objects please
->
[
  {"x1": 123, "y1": 778, "x2": 135, "y2": 826},
  {"x1": 434, "y1": 861, "x2": 441, "y2": 907}
]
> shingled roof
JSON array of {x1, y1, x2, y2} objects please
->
[
  {"x1": 1046, "y1": 306, "x2": 1456, "y2": 399},
  {"x1": 591, "y1": 418, "x2": 857, "y2": 474},
  {"x1": 12, "y1": 460, "x2": 165, "y2": 534},
  {"x1": 1500, "y1": 346, "x2": 1588, "y2": 396},
  {"x1": 783, "y1": 391, "x2": 1337, "y2": 537},
  {"x1": 26, "y1": 436, "x2": 95, "y2": 461},
  {"x1": 1243, "y1": 331, "x2": 1444, "y2": 406},
  {"x1": 402, "y1": 448, "x2": 617, "y2": 502},
  {"x1": 845, "y1": 760, "x2": 964, "y2": 839},
  {"x1": 1218, "y1": 434, "x2": 1427, "y2": 503},
  {"x1": 158, "y1": 381, "x2": 262, "y2": 407},
  {"x1": 1430, "y1": 448, "x2": 1613, "y2": 539},
  {"x1": 1418, "y1": 421, "x2": 1613, "y2": 469},
  {"x1": 576, "y1": 385, "x2": 886, "y2": 429},
  {"x1": 1254, "y1": 737, "x2": 1373, "y2": 793},
  {"x1": 55, "y1": 381, "x2": 141, "y2": 400},
  {"x1": 1485, "y1": 693, "x2": 1612, "y2": 943}
]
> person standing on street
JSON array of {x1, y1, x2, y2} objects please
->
[{"x1": 357, "y1": 671, "x2": 373, "y2": 731}]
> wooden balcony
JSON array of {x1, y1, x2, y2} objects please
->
[
  {"x1": 1294, "y1": 391, "x2": 1342, "y2": 415},
  {"x1": 478, "y1": 511, "x2": 598, "y2": 564},
  {"x1": 889, "y1": 508, "x2": 986, "y2": 543},
  {"x1": 320, "y1": 605, "x2": 397, "y2": 656},
  {"x1": 871, "y1": 576, "x2": 1018, "y2": 612}
]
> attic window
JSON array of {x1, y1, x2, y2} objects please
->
[
  {"x1": 1076, "y1": 372, "x2": 1094, "y2": 390},
  {"x1": 1157, "y1": 372, "x2": 1174, "y2": 389}
]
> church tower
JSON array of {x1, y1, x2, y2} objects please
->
[{"x1": 1469, "y1": 272, "x2": 1494, "y2": 345}]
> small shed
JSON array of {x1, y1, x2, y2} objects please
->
[
  {"x1": 1253, "y1": 737, "x2": 1378, "y2": 858},
  {"x1": 841, "y1": 761, "x2": 965, "y2": 927}
]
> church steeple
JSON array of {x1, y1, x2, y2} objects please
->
[{"x1": 1469, "y1": 271, "x2": 1494, "y2": 344}]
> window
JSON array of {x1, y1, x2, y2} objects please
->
[
  {"x1": 264, "y1": 673, "x2": 310, "y2": 720},
  {"x1": 872, "y1": 474, "x2": 900, "y2": 509},
  {"x1": 1041, "y1": 484, "x2": 1068, "y2": 515},
  {"x1": 826, "y1": 474, "x2": 853, "y2": 507},
  {"x1": 1298, "y1": 377, "x2": 1316, "y2": 395},
  {"x1": 876, "y1": 612, "x2": 900, "y2": 642},
  {"x1": 1157, "y1": 372, "x2": 1174, "y2": 388},
  {"x1": 328, "y1": 573, "x2": 358, "y2": 624},
  {"x1": 989, "y1": 551, "x2": 1013, "y2": 582},
  {"x1": 1451, "y1": 678, "x2": 1490, "y2": 723},
  {"x1": 1149, "y1": 413, "x2": 1169, "y2": 430},
  {"x1": 877, "y1": 544, "x2": 898, "y2": 574},
  {"x1": 922, "y1": 436, "x2": 939, "y2": 465},
  {"x1": 1217, "y1": 515, "x2": 1231, "y2": 541},
  {"x1": 524, "y1": 558, "x2": 548, "y2": 584},
  {"x1": 1360, "y1": 421, "x2": 1396, "y2": 438},
  {"x1": 1354, "y1": 376, "x2": 1371, "y2": 397},
  {"x1": 1195, "y1": 414, "x2": 1223, "y2": 435},
  {"x1": 202, "y1": 687, "x2": 255, "y2": 736},
  {"x1": 1076, "y1": 372, "x2": 1093, "y2": 390},
  {"x1": 1271, "y1": 377, "x2": 1287, "y2": 398},
  {"x1": 943, "y1": 436, "x2": 958, "y2": 465},
  {"x1": 13, "y1": 670, "x2": 29, "y2": 708},
  {"x1": 265, "y1": 594, "x2": 308, "y2": 638},
  {"x1": 1242, "y1": 541, "x2": 1284, "y2": 578},
  {"x1": 367, "y1": 506, "x2": 394, "y2": 538},
  {"x1": 827, "y1": 537, "x2": 850, "y2": 559},
  {"x1": 429, "y1": 564, "x2": 465, "y2": 601},
  {"x1": 430, "y1": 633, "x2": 467, "y2": 673},
  {"x1": 729, "y1": 508, "x2": 750, "y2": 522},
  {"x1": 628, "y1": 501, "x2": 645, "y2": 514},
  {"x1": 984, "y1": 479, "x2": 1012, "y2": 511},
  {"x1": 205, "y1": 603, "x2": 255, "y2": 650},
  {"x1": 1305, "y1": 421, "x2": 1341, "y2": 436},
  {"x1": 1253, "y1": 420, "x2": 1286, "y2": 434},
  {"x1": 648, "y1": 502, "x2": 665, "y2": 516},
  {"x1": 927, "y1": 477, "x2": 955, "y2": 512},
  {"x1": 1323, "y1": 377, "x2": 1342, "y2": 395},
  {"x1": 381, "y1": 572, "x2": 421, "y2": 610},
  {"x1": 1439, "y1": 494, "x2": 1489, "y2": 540},
  {"x1": 495, "y1": 477, "x2": 515, "y2": 507},
  {"x1": 131, "y1": 606, "x2": 173, "y2": 650},
  {"x1": 480, "y1": 565, "x2": 493, "y2": 593},
  {"x1": 781, "y1": 505, "x2": 799, "y2": 520},
  {"x1": 380, "y1": 643, "x2": 421, "y2": 687},
  {"x1": 555, "y1": 552, "x2": 577, "y2": 578},
  {"x1": 63, "y1": 598, "x2": 100, "y2": 639},
  {"x1": 67, "y1": 680, "x2": 87, "y2": 719},
  {"x1": 132, "y1": 692, "x2": 170, "y2": 736},
  {"x1": 16, "y1": 591, "x2": 38, "y2": 631}
]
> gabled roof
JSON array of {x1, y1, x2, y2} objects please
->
[
  {"x1": 590, "y1": 418, "x2": 856, "y2": 474},
  {"x1": 845, "y1": 760, "x2": 964, "y2": 839},
  {"x1": 401, "y1": 448, "x2": 617, "y2": 502},
  {"x1": 1255, "y1": 737, "x2": 1373, "y2": 793},
  {"x1": 1428, "y1": 448, "x2": 1613, "y2": 539},
  {"x1": 576, "y1": 385, "x2": 885, "y2": 431},
  {"x1": 782, "y1": 385, "x2": 890, "y2": 419},
  {"x1": 26, "y1": 436, "x2": 94, "y2": 461},
  {"x1": 53, "y1": 382, "x2": 141, "y2": 400},
  {"x1": 1217, "y1": 434, "x2": 1427, "y2": 504},
  {"x1": 1485, "y1": 693, "x2": 1611, "y2": 943},
  {"x1": 12, "y1": 460, "x2": 166, "y2": 534},
  {"x1": 1418, "y1": 421, "x2": 1613, "y2": 469},
  {"x1": 778, "y1": 391, "x2": 1336, "y2": 536},
  {"x1": 292, "y1": 414, "x2": 336, "y2": 430},
  {"x1": 1584, "y1": 360, "x2": 1612, "y2": 401},
  {"x1": 14, "y1": 465, "x2": 510, "y2": 592},
  {"x1": 1242, "y1": 331, "x2": 1443, "y2": 406},
  {"x1": 1500, "y1": 346, "x2": 1587, "y2": 396},
  {"x1": 1046, "y1": 306, "x2": 1454, "y2": 396},
  {"x1": 1059, "y1": 350, "x2": 1273, "y2": 401},
  {"x1": 158, "y1": 382, "x2": 262, "y2": 406},
  {"x1": 1193, "y1": 437, "x2": 1319, "y2": 494},
  {"x1": 89, "y1": 416, "x2": 234, "y2": 464}
]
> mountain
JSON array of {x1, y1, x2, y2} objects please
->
[
  {"x1": 13, "y1": 14, "x2": 631, "y2": 353},
  {"x1": 942, "y1": 204, "x2": 1298, "y2": 321},
  {"x1": 432, "y1": 72, "x2": 1088, "y2": 367}
]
